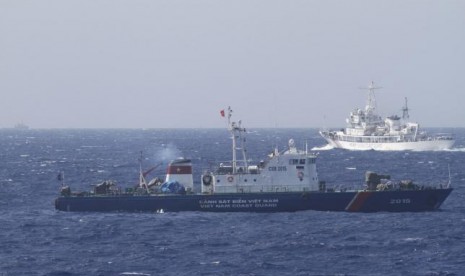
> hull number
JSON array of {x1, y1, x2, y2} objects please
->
[
  {"x1": 268, "y1": 166, "x2": 287, "y2": 172},
  {"x1": 390, "y1": 198, "x2": 411, "y2": 204}
]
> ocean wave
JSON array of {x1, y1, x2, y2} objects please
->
[
  {"x1": 441, "y1": 147, "x2": 465, "y2": 152},
  {"x1": 1, "y1": 129, "x2": 465, "y2": 275}
]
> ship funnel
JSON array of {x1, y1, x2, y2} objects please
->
[{"x1": 166, "y1": 159, "x2": 194, "y2": 192}]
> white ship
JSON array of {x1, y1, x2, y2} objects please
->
[{"x1": 319, "y1": 82, "x2": 455, "y2": 151}]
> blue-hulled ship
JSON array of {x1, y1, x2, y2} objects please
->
[{"x1": 55, "y1": 107, "x2": 452, "y2": 213}]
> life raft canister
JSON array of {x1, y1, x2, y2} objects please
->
[
  {"x1": 202, "y1": 174, "x2": 212, "y2": 186},
  {"x1": 227, "y1": 176, "x2": 234, "y2": 183}
]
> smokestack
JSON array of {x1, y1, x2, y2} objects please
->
[{"x1": 165, "y1": 159, "x2": 193, "y2": 191}]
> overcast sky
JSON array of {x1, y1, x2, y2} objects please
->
[{"x1": 1, "y1": 0, "x2": 464, "y2": 128}]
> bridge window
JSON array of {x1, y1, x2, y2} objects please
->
[{"x1": 289, "y1": 159, "x2": 299, "y2": 165}]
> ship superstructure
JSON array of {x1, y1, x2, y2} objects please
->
[
  {"x1": 320, "y1": 82, "x2": 454, "y2": 151},
  {"x1": 201, "y1": 107, "x2": 319, "y2": 194}
]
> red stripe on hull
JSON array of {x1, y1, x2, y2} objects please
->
[
  {"x1": 345, "y1": 191, "x2": 372, "y2": 212},
  {"x1": 167, "y1": 165, "x2": 192, "y2": 174}
]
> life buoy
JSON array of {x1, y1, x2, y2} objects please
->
[
  {"x1": 202, "y1": 174, "x2": 212, "y2": 186},
  {"x1": 298, "y1": 171, "x2": 304, "y2": 179},
  {"x1": 227, "y1": 176, "x2": 234, "y2": 183}
]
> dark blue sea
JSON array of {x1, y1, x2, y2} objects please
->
[{"x1": 1, "y1": 128, "x2": 465, "y2": 275}]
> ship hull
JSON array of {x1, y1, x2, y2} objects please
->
[
  {"x1": 55, "y1": 188, "x2": 452, "y2": 213},
  {"x1": 320, "y1": 132, "x2": 455, "y2": 151}
]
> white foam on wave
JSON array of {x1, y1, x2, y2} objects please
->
[
  {"x1": 311, "y1": 144, "x2": 334, "y2": 151},
  {"x1": 403, "y1": 237, "x2": 423, "y2": 242},
  {"x1": 441, "y1": 147, "x2": 465, "y2": 152},
  {"x1": 200, "y1": 261, "x2": 221, "y2": 265}
]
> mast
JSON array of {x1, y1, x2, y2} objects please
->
[
  {"x1": 226, "y1": 107, "x2": 248, "y2": 174},
  {"x1": 361, "y1": 81, "x2": 382, "y2": 113},
  {"x1": 138, "y1": 151, "x2": 149, "y2": 193},
  {"x1": 447, "y1": 164, "x2": 451, "y2": 188},
  {"x1": 57, "y1": 171, "x2": 65, "y2": 187},
  {"x1": 402, "y1": 97, "x2": 410, "y2": 120}
]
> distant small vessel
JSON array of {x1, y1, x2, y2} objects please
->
[
  {"x1": 320, "y1": 81, "x2": 454, "y2": 151},
  {"x1": 55, "y1": 107, "x2": 452, "y2": 213}
]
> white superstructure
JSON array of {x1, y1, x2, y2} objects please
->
[
  {"x1": 320, "y1": 81, "x2": 454, "y2": 151},
  {"x1": 201, "y1": 107, "x2": 321, "y2": 194}
]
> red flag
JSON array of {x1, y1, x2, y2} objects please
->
[{"x1": 220, "y1": 109, "x2": 225, "y2": 117}]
